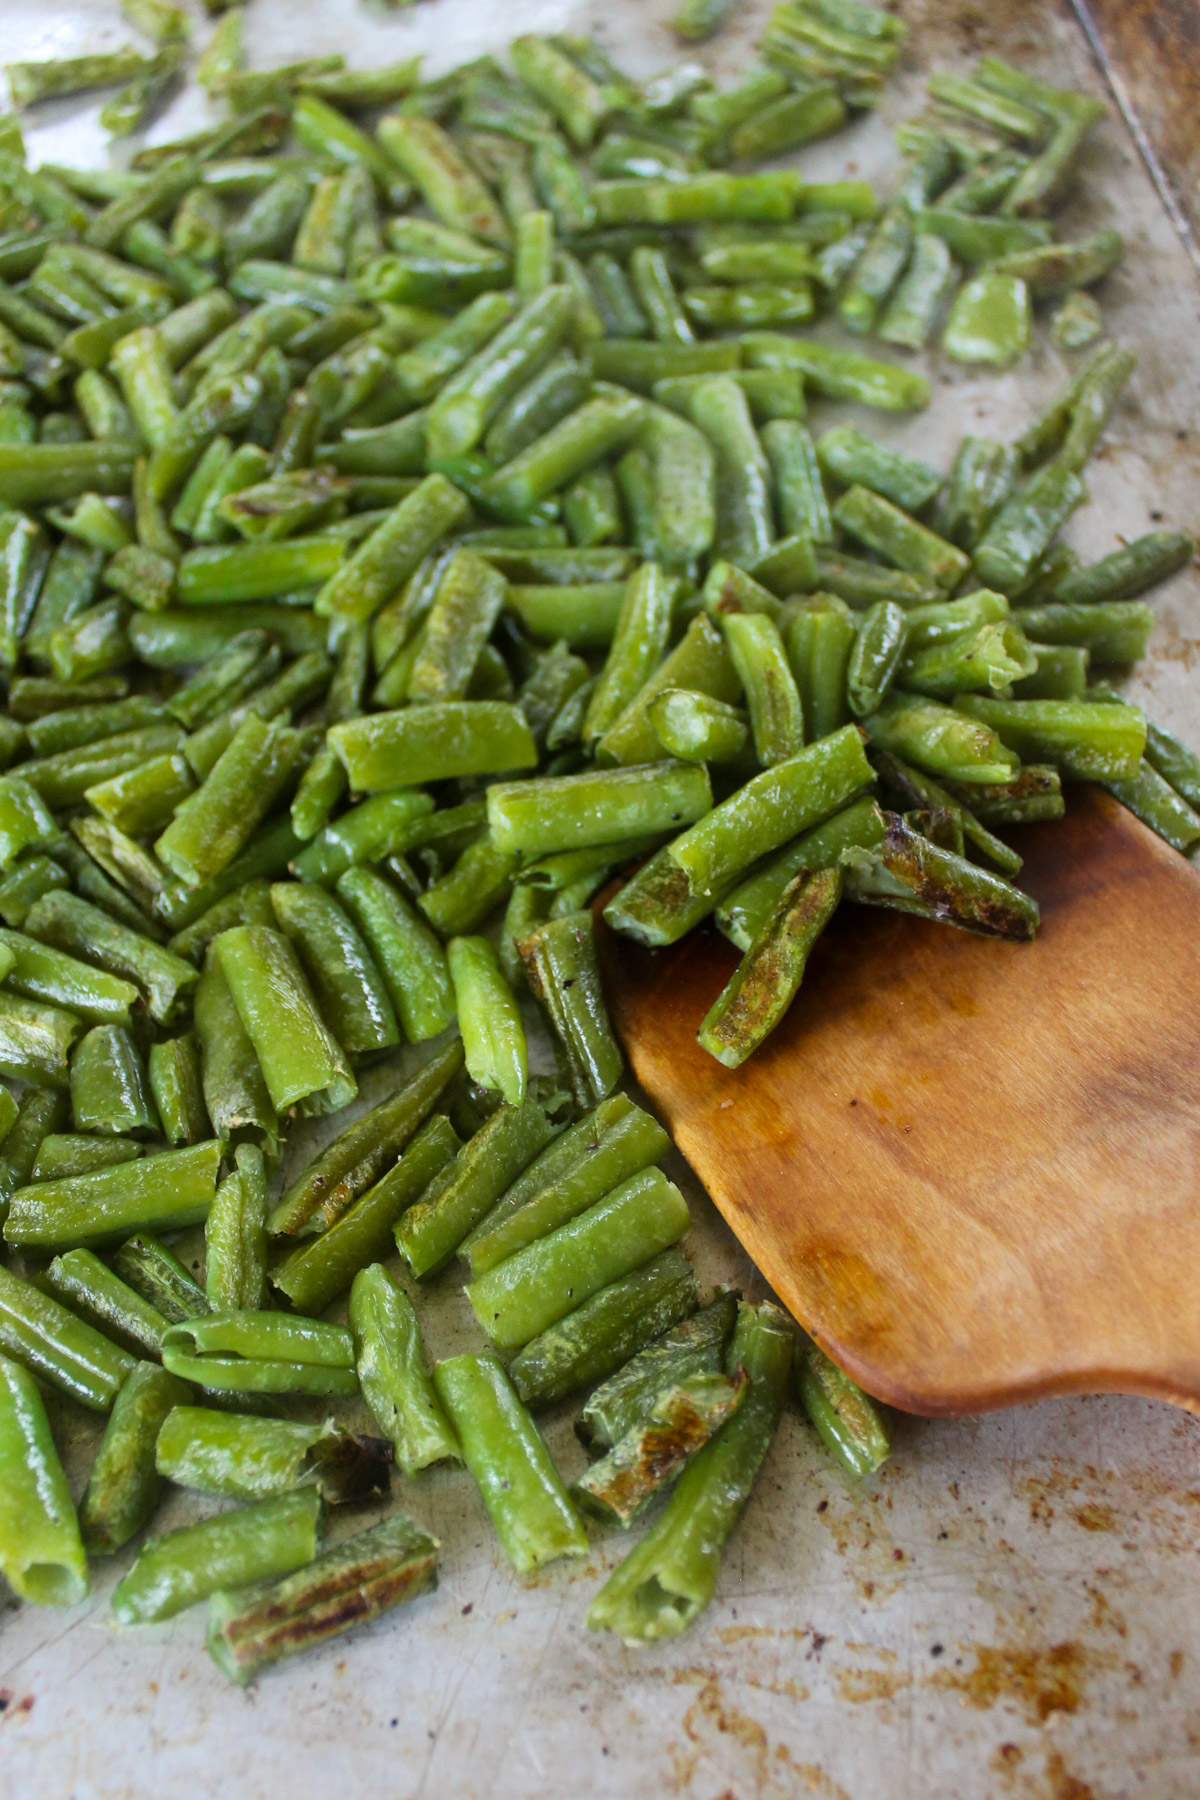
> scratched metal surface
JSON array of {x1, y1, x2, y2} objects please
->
[{"x1": 2, "y1": 1, "x2": 1200, "y2": 1796}]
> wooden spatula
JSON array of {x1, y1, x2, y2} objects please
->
[{"x1": 598, "y1": 785, "x2": 1200, "y2": 1416}]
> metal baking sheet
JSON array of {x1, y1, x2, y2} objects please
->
[{"x1": 3, "y1": 1, "x2": 1200, "y2": 1795}]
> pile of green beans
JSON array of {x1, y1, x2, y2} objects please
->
[
  {"x1": 845, "y1": 55, "x2": 1123, "y2": 362},
  {"x1": 0, "y1": 7, "x2": 1195, "y2": 1681}
]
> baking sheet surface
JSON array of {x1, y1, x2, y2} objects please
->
[{"x1": 3, "y1": 2, "x2": 1200, "y2": 1795}]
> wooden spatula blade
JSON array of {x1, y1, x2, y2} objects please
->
[{"x1": 598, "y1": 786, "x2": 1200, "y2": 1416}]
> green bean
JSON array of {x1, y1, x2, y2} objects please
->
[
  {"x1": 941, "y1": 269, "x2": 1030, "y2": 368},
  {"x1": 156, "y1": 1406, "x2": 388, "y2": 1505},
  {"x1": 478, "y1": 352, "x2": 581, "y2": 466},
  {"x1": 1010, "y1": 601, "x2": 1152, "y2": 667},
  {"x1": 563, "y1": 465, "x2": 623, "y2": 548},
  {"x1": 141, "y1": 1036, "x2": 205, "y2": 1149},
  {"x1": 488, "y1": 759, "x2": 712, "y2": 861},
  {"x1": 587, "y1": 1301, "x2": 790, "y2": 1641},
  {"x1": 659, "y1": 374, "x2": 805, "y2": 434},
  {"x1": 0, "y1": 1352, "x2": 89, "y2": 1604},
  {"x1": 0, "y1": 511, "x2": 48, "y2": 670},
  {"x1": 586, "y1": 253, "x2": 648, "y2": 337},
  {"x1": 6, "y1": 1139, "x2": 220, "y2": 1254},
  {"x1": 512, "y1": 35, "x2": 614, "y2": 148},
  {"x1": 817, "y1": 425, "x2": 941, "y2": 515},
  {"x1": 595, "y1": 344, "x2": 750, "y2": 413},
  {"x1": 612, "y1": 446, "x2": 654, "y2": 556},
  {"x1": 154, "y1": 818, "x2": 303, "y2": 939},
  {"x1": 0, "y1": 1087, "x2": 68, "y2": 1215},
  {"x1": 781, "y1": 599, "x2": 851, "y2": 741},
  {"x1": 167, "y1": 880, "x2": 274, "y2": 968},
  {"x1": 875, "y1": 743, "x2": 1012, "y2": 858},
  {"x1": 25, "y1": 888, "x2": 196, "y2": 1023},
  {"x1": 913, "y1": 210, "x2": 1048, "y2": 266},
  {"x1": 79, "y1": 1362, "x2": 190, "y2": 1557},
  {"x1": 593, "y1": 172, "x2": 794, "y2": 227},
  {"x1": 191, "y1": 941, "x2": 278, "y2": 1153},
  {"x1": 427, "y1": 286, "x2": 574, "y2": 464},
  {"x1": 795, "y1": 1336, "x2": 890, "y2": 1477},
  {"x1": 433, "y1": 1352, "x2": 586, "y2": 1571},
  {"x1": 700, "y1": 865, "x2": 843, "y2": 1066},
  {"x1": 680, "y1": 376, "x2": 773, "y2": 566},
  {"x1": 519, "y1": 910, "x2": 622, "y2": 1107},
  {"x1": 273, "y1": 1114, "x2": 460, "y2": 1316},
  {"x1": 933, "y1": 437, "x2": 1020, "y2": 555},
  {"x1": 481, "y1": 390, "x2": 646, "y2": 521},
  {"x1": 351, "y1": 1263, "x2": 460, "y2": 1475},
  {"x1": 837, "y1": 198, "x2": 913, "y2": 336},
  {"x1": 45, "y1": 495, "x2": 133, "y2": 554},
  {"x1": 0, "y1": 986, "x2": 80, "y2": 1086},
  {"x1": 722, "y1": 610, "x2": 804, "y2": 764},
  {"x1": 378, "y1": 114, "x2": 507, "y2": 242},
  {"x1": 843, "y1": 809, "x2": 1039, "y2": 937},
  {"x1": 161, "y1": 1311, "x2": 356, "y2": 1396},
  {"x1": 398, "y1": 1087, "x2": 566, "y2": 1280},
  {"x1": 843, "y1": 599, "x2": 904, "y2": 716},
  {"x1": 1051, "y1": 288, "x2": 1103, "y2": 349},
  {"x1": 20, "y1": 691, "x2": 152, "y2": 756},
  {"x1": 629, "y1": 246, "x2": 693, "y2": 345},
  {"x1": 1095, "y1": 753, "x2": 1200, "y2": 853},
  {"x1": 862, "y1": 691, "x2": 1016, "y2": 787},
  {"x1": 331, "y1": 700, "x2": 537, "y2": 793},
  {"x1": 0, "y1": 924, "x2": 141, "y2": 1025},
  {"x1": 462, "y1": 1097, "x2": 663, "y2": 1278},
  {"x1": 111, "y1": 1488, "x2": 323, "y2": 1625},
  {"x1": 967, "y1": 460, "x2": 1088, "y2": 594},
  {"x1": 447, "y1": 935, "x2": 526, "y2": 1107},
  {"x1": 1052, "y1": 346, "x2": 1137, "y2": 478},
  {"x1": 876, "y1": 232, "x2": 955, "y2": 350},
  {"x1": 744, "y1": 333, "x2": 931, "y2": 412},
  {"x1": 267, "y1": 1044, "x2": 462, "y2": 1244},
  {"x1": 713, "y1": 796, "x2": 877, "y2": 951},
  {"x1": 597, "y1": 612, "x2": 739, "y2": 767},
  {"x1": 835, "y1": 486, "x2": 970, "y2": 592},
  {"x1": 70, "y1": 1024, "x2": 158, "y2": 1136},
  {"x1": 510, "y1": 1243, "x2": 699, "y2": 1407},
  {"x1": 154, "y1": 714, "x2": 302, "y2": 889},
  {"x1": 205, "y1": 1509, "x2": 437, "y2": 1686},
  {"x1": 759, "y1": 419, "x2": 831, "y2": 545},
  {"x1": 469, "y1": 1168, "x2": 688, "y2": 1350},
  {"x1": 606, "y1": 724, "x2": 872, "y2": 946},
  {"x1": 108, "y1": 1233, "x2": 208, "y2": 1327},
  {"x1": 1052, "y1": 531, "x2": 1192, "y2": 607},
  {"x1": 580, "y1": 1292, "x2": 738, "y2": 1449},
  {"x1": 402, "y1": 548, "x2": 506, "y2": 705},
  {"x1": 0, "y1": 857, "x2": 67, "y2": 934},
  {"x1": 649, "y1": 691, "x2": 748, "y2": 764},
  {"x1": 204, "y1": 1142, "x2": 268, "y2": 1312},
  {"x1": 577, "y1": 562, "x2": 672, "y2": 741},
  {"x1": 0, "y1": 1261, "x2": 135, "y2": 1408},
  {"x1": 41, "y1": 1246, "x2": 162, "y2": 1357},
  {"x1": 954, "y1": 693, "x2": 1146, "y2": 780},
  {"x1": 418, "y1": 827, "x2": 519, "y2": 936},
  {"x1": 268, "y1": 881, "x2": 398, "y2": 1059},
  {"x1": 47, "y1": 596, "x2": 130, "y2": 683},
  {"x1": 903, "y1": 616, "x2": 1038, "y2": 697},
  {"x1": 311, "y1": 474, "x2": 470, "y2": 624},
  {"x1": 214, "y1": 924, "x2": 355, "y2": 1115},
  {"x1": 323, "y1": 869, "x2": 452, "y2": 1047},
  {"x1": 1011, "y1": 641, "x2": 1090, "y2": 699},
  {"x1": 575, "y1": 1369, "x2": 747, "y2": 1527},
  {"x1": 290, "y1": 791, "x2": 434, "y2": 888},
  {"x1": 24, "y1": 538, "x2": 105, "y2": 666}
]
